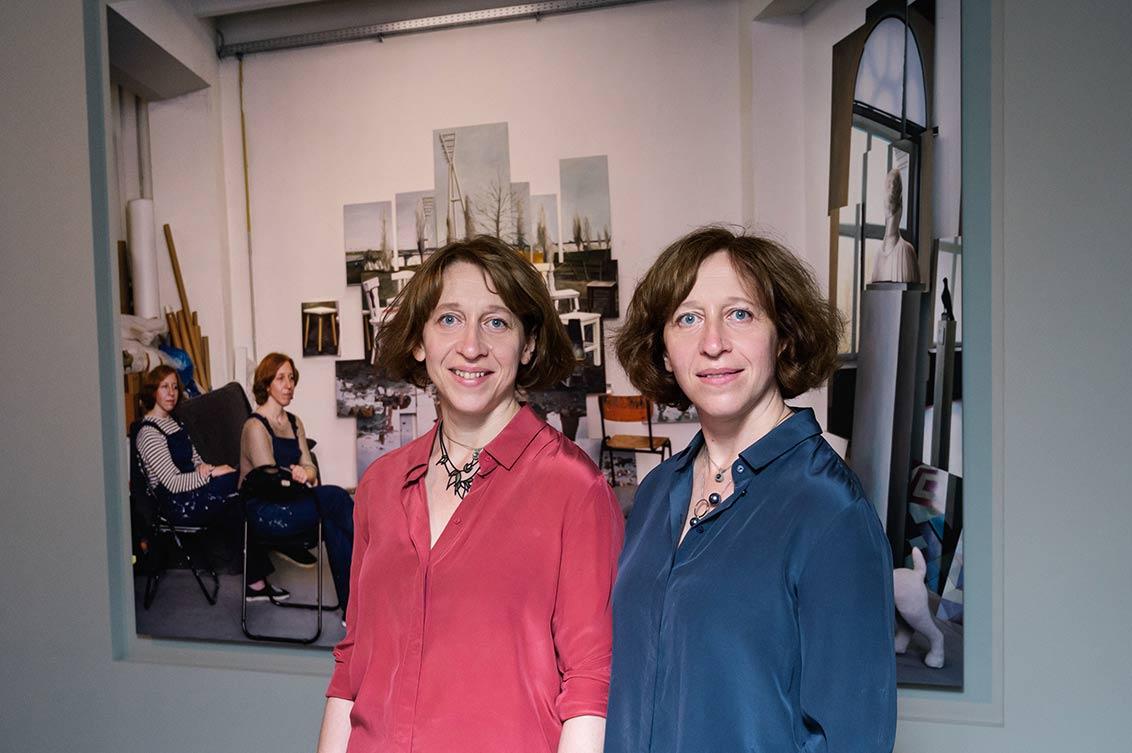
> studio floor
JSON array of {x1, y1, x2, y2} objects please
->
[{"x1": 134, "y1": 545, "x2": 345, "y2": 649}]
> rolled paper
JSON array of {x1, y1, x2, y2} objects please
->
[{"x1": 126, "y1": 199, "x2": 159, "y2": 318}]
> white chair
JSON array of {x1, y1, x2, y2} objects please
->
[
  {"x1": 535, "y1": 262, "x2": 580, "y2": 313},
  {"x1": 559, "y1": 310, "x2": 602, "y2": 367},
  {"x1": 391, "y1": 269, "x2": 414, "y2": 293},
  {"x1": 362, "y1": 271, "x2": 414, "y2": 365}
]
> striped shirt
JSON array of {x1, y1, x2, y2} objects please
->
[{"x1": 136, "y1": 416, "x2": 207, "y2": 495}]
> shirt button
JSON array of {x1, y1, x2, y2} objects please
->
[
  {"x1": 736, "y1": 465, "x2": 745, "y2": 473},
  {"x1": 695, "y1": 525, "x2": 704, "y2": 534}
]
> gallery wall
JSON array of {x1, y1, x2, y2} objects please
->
[
  {"x1": 224, "y1": 0, "x2": 742, "y2": 486},
  {"x1": 5, "y1": 0, "x2": 1132, "y2": 752}
]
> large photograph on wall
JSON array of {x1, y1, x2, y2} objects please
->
[
  {"x1": 824, "y1": 0, "x2": 964, "y2": 688},
  {"x1": 129, "y1": 110, "x2": 624, "y2": 647},
  {"x1": 118, "y1": 0, "x2": 965, "y2": 689}
]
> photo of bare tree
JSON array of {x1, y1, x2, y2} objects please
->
[
  {"x1": 531, "y1": 193, "x2": 559, "y2": 262},
  {"x1": 560, "y1": 155, "x2": 612, "y2": 252},
  {"x1": 509, "y1": 182, "x2": 531, "y2": 250},
  {"x1": 395, "y1": 190, "x2": 435, "y2": 261},
  {"x1": 344, "y1": 201, "x2": 393, "y2": 284},
  {"x1": 432, "y1": 122, "x2": 511, "y2": 243}
]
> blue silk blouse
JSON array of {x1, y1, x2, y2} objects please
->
[{"x1": 605, "y1": 408, "x2": 896, "y2": 753}]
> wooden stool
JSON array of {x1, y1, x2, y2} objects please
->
[{"x1": 303, "y1": 306, "x2": 338, "y2": 353}]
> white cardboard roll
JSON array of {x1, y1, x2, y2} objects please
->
[{"x1": 126, "y1": 198, "x2": 160, "y2": 319}]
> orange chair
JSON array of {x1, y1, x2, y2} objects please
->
[{"x1": 598, "y1": 394, "x2": 672, "y2": 480}]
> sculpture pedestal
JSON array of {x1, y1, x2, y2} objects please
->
[
  {"x1": 849, "y1": 282, "x2": 926, "y2": 556},
  {"x1": 930, "y1": 318, "x2": 958, "y2": 469}
]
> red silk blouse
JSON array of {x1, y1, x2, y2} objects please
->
[{"x1": 327, "y1": 406, "x2": 624, "y2": 753}]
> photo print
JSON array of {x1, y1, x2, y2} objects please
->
[
  {"x1": 604, "y1": 451, "x2": 637, "y2": 488},
  {"x1": 395, "y1": 190, "x2": 435, "y2": 267},
  {"x1": 432, "y1": 122, "x2": 511, "y2": 244},
  {"x1": 301, "y1": 300, "x2": 340, "y2": 357},
  {"x1": 655, "y1": 404, "x2": 699, "y2": 424},
  {"x1": 344, "y1": 201, "x2": 393, "y2": 285},
  {"x1": 560, "y1": 155, "x2": 612, "y2": 253},
  {"x1": 509, "y1": 181, "x2": 531, "y2": 250},
  {"x1": 531, "y1": 193, "x2": 559, "y2": 263}
]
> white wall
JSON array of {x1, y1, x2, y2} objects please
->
[
  {"x1": 4, "y1": 1, "x2": 1132, "y2": 751},
  {"x1": 111, "y1": 0, "x2": 237, "y2": 384},
  {"x1": 229, "y1": 0, "x2": 741, "y2": 486}
]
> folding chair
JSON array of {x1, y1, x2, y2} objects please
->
[
  {"x1": 129, "y1": 419, "x2": 220, "y2": 610},
  {"x1": 240, "y1": 509, "x2": 340, "y2": 645},
  {"x1": 597, "y1": 395, "x2": 673, "y2": 480},
  {"x1": 142, "y1": 512, "x2": 221, "y2": 610}
]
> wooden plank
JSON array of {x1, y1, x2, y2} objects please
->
[{"x1": 162, "y1": 224, "x2": 192, "y2": 315}]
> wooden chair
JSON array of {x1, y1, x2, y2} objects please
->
[{"x1": 598, "y1": 394, "x2": 672, "y2": 480}]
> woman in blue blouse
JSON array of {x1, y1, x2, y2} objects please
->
[{"x1": 607, "y1": 227, "x2": 895, "y2": 753}]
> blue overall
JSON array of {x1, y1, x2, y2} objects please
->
[
  {"x1": 138, "y1": 418, "x2": 270, "y2": 581},
  {"x1": 244, "y1": 414, "x2": 354, "y2": 610},
  {"x1": 145, "y1": 419, "x2": 239, "y2": 525}
]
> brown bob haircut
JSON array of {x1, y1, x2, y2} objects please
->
[
  {"x1": 140, "y1": 364, "x2": 183, "y2": 411},
  {"x1": 376, "y1": 235, "x2": 575, "y2": 391},
  {"x1": 252, "y1": 352, "x2": 299, "y2": 406},
  {"x1": 616, "y1": 226, "x2": 843, "y2": 409}
]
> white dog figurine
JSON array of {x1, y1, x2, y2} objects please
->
[{"x1": 893, "y1": 547, "x2": 944, "y2": 668}]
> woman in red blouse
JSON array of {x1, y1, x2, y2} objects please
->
[{"x1": 318, "y1": 236, "x2": 624, "y2": 753}]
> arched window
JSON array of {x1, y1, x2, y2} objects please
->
[
  {"x1": 832, "y1": 13, "x2": 929, "y2": 353},
  {"x1": 855, "y1": 16, "x2": 928, "y2": 129}
]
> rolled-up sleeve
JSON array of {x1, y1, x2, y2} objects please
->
[
  {"x1": 553, "y1": 475, "x2": 625, "y2": 721},
  {"x1": 797, "y1": 500, "x2": 896, "y2": 753},
  {"x1": 327, "y1": 475, "x2": 371, "y2": 700}
]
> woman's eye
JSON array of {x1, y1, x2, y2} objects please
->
[
  {"x1": 438, "y1": 313, "x2": 459, "y2": 326},
  {"x1": 730, "y1": 308, "x2": 753, "y2": 321},
  {"x1": 675, "y1": 312, "x2": 699, "y2": 327},
  {"x1": 486, "y1": 317, "x2": 509, "y2": 330}
]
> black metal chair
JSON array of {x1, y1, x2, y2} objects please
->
[
  {"x1": 142, "y1": 512, "x2": 221, "y2": 609},
  {"x1": 239, "y1": 504, "x2": 340, "y2": 645},
  {"x1": 129, "y1": 419, "x2": 220, "y2": 610}
]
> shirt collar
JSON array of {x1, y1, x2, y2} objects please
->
[
  {"x1": 401, "y1": 404, "x2": 546, "y2": 486},
  {"x1": 403, "y1": 420, "x2": 440, "y2": 486},
  {"x1": 674, "y1": 406, "x2": 823, "y2": 476},
  {"x1": 737, "y1": 407, "x2": 822, "y2": 471}
]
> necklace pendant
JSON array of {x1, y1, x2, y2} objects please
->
[{"x1": 714, "y1": 471, "x2": 724, "y2": 482}]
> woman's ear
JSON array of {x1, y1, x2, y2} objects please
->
[
  {"x1": 663, "y1": 352, "x2": 672, "y2": 373},
  {"x1": 521, "y1": 335, "x2": 536, "y2": 366},
  {"x1": 412, "y1": 341, "x2": 425, "y2": 363}
]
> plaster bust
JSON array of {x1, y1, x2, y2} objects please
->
[{"x1": 870, "y1": 168, "x2": 920, "y2": 284}]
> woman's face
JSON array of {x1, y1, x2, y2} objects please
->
[
  {"x1": 267, "y1": 361, "x2": 296, "y2": 407},
  {"x1": 662, "y1": 251, "x2": 782, "y2": 425},
  {"x1": 154, "y1": 373, "x2": 179, "y2": 415},
  {"x1": 413, "y1": 261, "x2": 534, "y2": 425}
]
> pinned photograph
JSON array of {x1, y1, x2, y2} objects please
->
[{"x1": 301, "y1": 300, "x2": 340, "y2": 357}]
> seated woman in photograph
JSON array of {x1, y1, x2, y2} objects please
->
[
  {"x1": 132, "y1": 365, "x2": 275, "y2": 595},
  {"x1": 317, "y1": 236, "x2": 624, "y2": 753},
  {"x1": 606, "y1": 227, "x2": 896, "y2": 753},
  {"x1": 239, "y1": 353, "x2": 354, "y2": 608}
]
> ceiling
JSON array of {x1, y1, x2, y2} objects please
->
[{"x1": 189, "y1": 0, "x2": 658, "y2": 57}]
